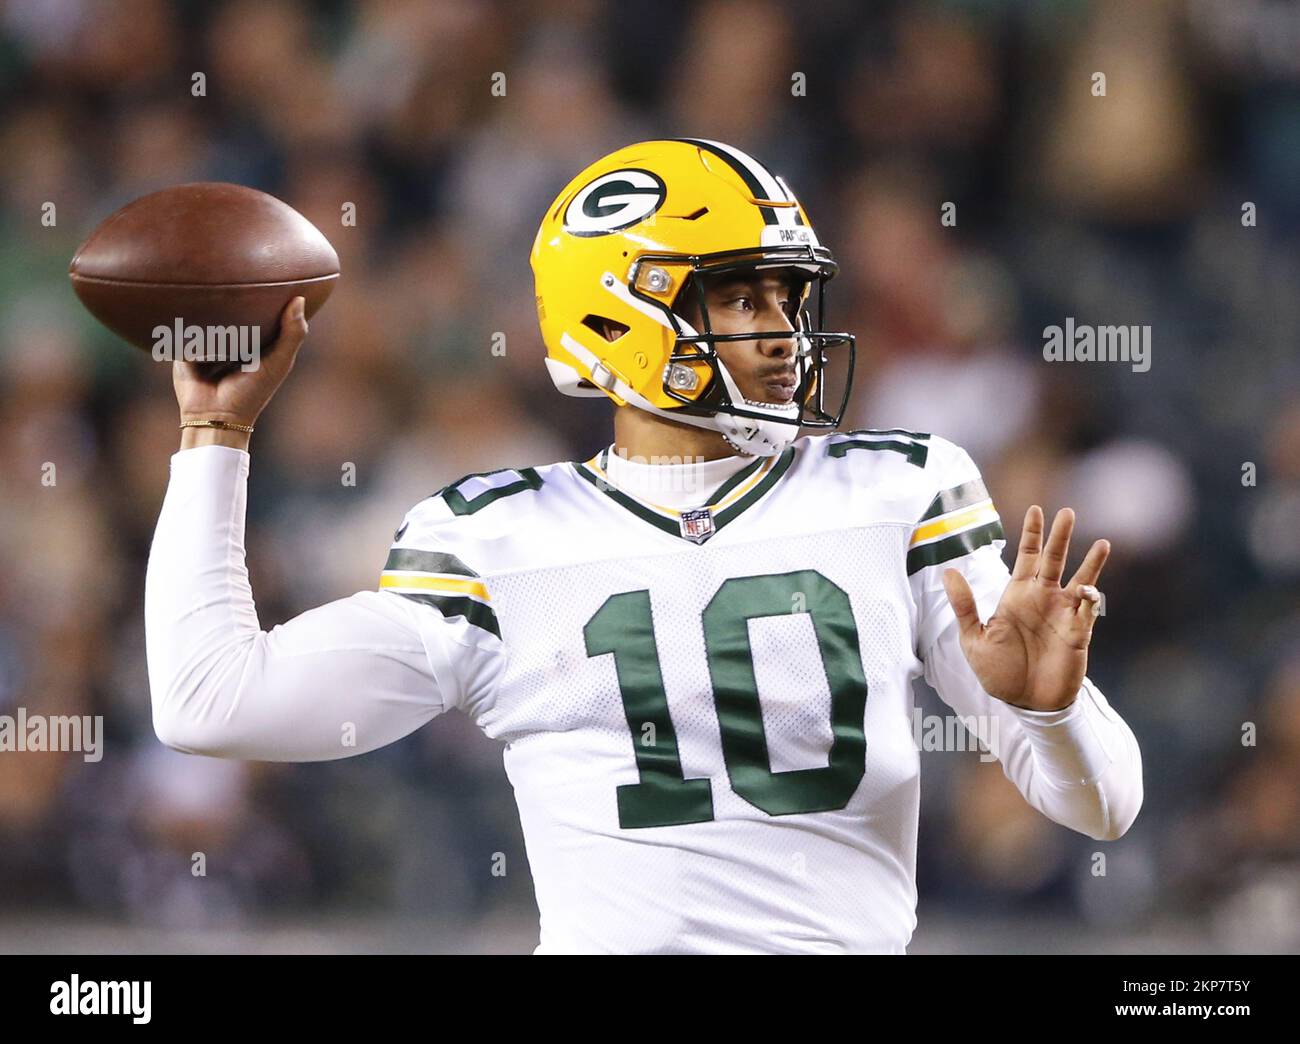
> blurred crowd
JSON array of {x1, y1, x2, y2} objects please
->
[{"x1": 0, "y1": 0, "x2": 1297, "y2": 952}]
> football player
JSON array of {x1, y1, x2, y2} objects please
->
[{"x1": 146, "y1": 138, "x2": 1142, "y2": 954}]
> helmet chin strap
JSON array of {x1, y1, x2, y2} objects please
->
[
  {"x1": 711, "y1": 356, "x2": 803, "y2": 456},
  {"x1": 559, "y1": 330, "x2": 802, "y2": 457}
]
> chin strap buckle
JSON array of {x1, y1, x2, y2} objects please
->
[{"x1": 588, "y1": 361, "x2": 617, "y2": 391}]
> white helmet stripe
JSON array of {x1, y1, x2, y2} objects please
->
[
  {"x1": 600, "y1": 271, "x2": 700, "y2": 336},
  {"x1": 691, "y1": 138, "x2": 798, "y2": 227},
  {"x1": 673, "y1": 137, "x2": 800, "y2": 228},
  {"x1": 694, "y1": 139, "x2": 786, "y2": 200}
]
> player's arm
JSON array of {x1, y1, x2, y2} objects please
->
[
  {"x1": 911, "y1": 443, "x2": 1143, "y2": 841},
  {"x1": 145, "y1": 299, "x2": 495, "y2": 760}
]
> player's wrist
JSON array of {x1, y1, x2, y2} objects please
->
[{"x1": 179, "y1": 423, "x2": 253, "y2": 451}]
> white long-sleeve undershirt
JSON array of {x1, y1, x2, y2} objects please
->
[{"x1": 145, "y1": 444, "x2": 449, "y2": 761}]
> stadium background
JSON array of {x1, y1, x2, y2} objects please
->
[{"x1": 1, "y1": 0, "x2": 1297, "y2": 953}]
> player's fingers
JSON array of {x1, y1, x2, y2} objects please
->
[
  {"x1": 942, "y1": 568, "x2": 983, "y2": 641},
  {"x1": 1035, "y1": 507, "x2": 1074, "y2": 586},
  {"x1": 279, "y1": 296, "x2": 308, "y2": 351},
  {"x1": 1067, "y1": 539, "x2": 1111, "y2": 590},
  {"x1": 1074, "y1": 584, "x2": 1104, "y2": 627},
  {"x1": 1011, "y1": 505, "x2": 1044, "y2": 580},
  {"x1": 261, "y1": 297, "x2": 308, "y2": 374}
]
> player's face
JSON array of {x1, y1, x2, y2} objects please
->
[{"x1": 678, "y1": 271, "x2": 804, "y2": 405}]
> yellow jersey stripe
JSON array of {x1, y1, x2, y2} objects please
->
[
  {"x1": 379, "y1": 573, "x2": 490, "y2": 600},
  {"x1": 710, "y1": 456, "x2": 775, "y2": 512},
  {"x1": 909, "y1": 500, "x2": 998, "y2": 547}
]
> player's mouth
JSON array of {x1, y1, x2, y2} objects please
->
[{"x1": 758, "y1": 369, "x2": 798, "y2": 404}]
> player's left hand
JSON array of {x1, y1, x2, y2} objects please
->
[{"x1": 942, "y1": 505, "x2": 1110, "y2": 712}]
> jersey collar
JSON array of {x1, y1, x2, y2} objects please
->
[{"x1": 571, "y1": 445, "x2": 796, "y2": 544}]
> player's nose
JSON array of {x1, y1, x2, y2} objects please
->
[{"x1": 757, "y1": 298, "x2": 797, "y2": 357}]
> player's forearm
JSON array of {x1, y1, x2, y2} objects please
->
[
  {"x1": 925, "y1": 620, "x2": 1144, "y2": 841},
  {"x1": 145, "y1": 443, "x2": 263, "y2": 752},
  {"x1": 1002, "y1": 679, "x2": 1144, "y2": 841}
]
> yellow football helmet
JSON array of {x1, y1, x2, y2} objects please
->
[{"x1": 530, "y1": 138, "x2": 855, "y2": 455}]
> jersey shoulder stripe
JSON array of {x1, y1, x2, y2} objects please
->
[
  {"x1": 906, "y1": 509, "x2": 1004, "y2": 575},
  {"x1": 379, "y1": 457, "x2": 588, "y2": 636},
  {"x1": 388, "y1": 590, "x2": 501, "y2": 640},
  {"x1": 919, "y1": 476, "x2": 990, "y2": 521},
  {"x1": 905, "y1": 437, "x2": 1004, "y2": 575},
  {"x1": 379, "y1": 545, "x2": 502, "y2": 640}
]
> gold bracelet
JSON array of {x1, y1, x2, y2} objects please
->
[{"x1": 179, "y1": 419, "x2": 255, "y2": 433}]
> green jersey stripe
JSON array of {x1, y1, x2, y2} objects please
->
[
  {"x1": 704, "y1": 454, "x2": 769, "y2": 505},
  {"x1": 712, "y1": 447, "x2": 796, "y2": 528},
  {"x1": 383, "y1": 548, "x2": 479, "y2": 577},
  {"x1": 572, "y1": 463, "x2": 682, "y2": 536},
  {"x1": 919, "y1": 478, "x2": 991, "y2": 522},
  {"x1": 392, "y1": 591, "x2": 502, "y2": 640},
  {"x1": 572, "y1": 445, "x2": 797, "y2": 542},
  {"x1": 906, "y1": 519, "x2": 1006, "y2": 575}
]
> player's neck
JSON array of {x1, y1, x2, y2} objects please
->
[{"x1": 612, "y1": 406, "x2": 745, "y2": 464}]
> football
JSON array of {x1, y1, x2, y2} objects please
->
[{"x1": 68, "y1": 182, "x2": 339, "y2": 359}]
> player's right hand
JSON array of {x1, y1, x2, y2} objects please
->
[{"x1": 173, "y1": 296, "x2": 309, "y2": 434}]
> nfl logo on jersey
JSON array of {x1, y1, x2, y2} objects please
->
[{"x1": 679, "y1": 508, "x2": 715, "y2": 544}]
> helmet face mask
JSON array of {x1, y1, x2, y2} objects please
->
[
  {"x1": 531, "y1": 139, "x2": 859, "y2": 455},
  {"x1": 636, "y1": 245, "x2": 856, "y2": 434}
]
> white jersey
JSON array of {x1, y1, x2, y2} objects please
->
[{"x1": 145, "y1": 430, "x2": 1144, "y2": 954}]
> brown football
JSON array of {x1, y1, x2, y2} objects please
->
[{"x1": 69, "y1": 182, "x2": 339, "y2": 357}]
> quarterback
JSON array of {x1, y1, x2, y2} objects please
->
[{"x1": 145, "y1": 139, "x2": 1142, "y2": 954}]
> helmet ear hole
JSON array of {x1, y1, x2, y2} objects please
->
[{"x1": 581, "y1": 314, "x2": 629, "y2": 342}]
